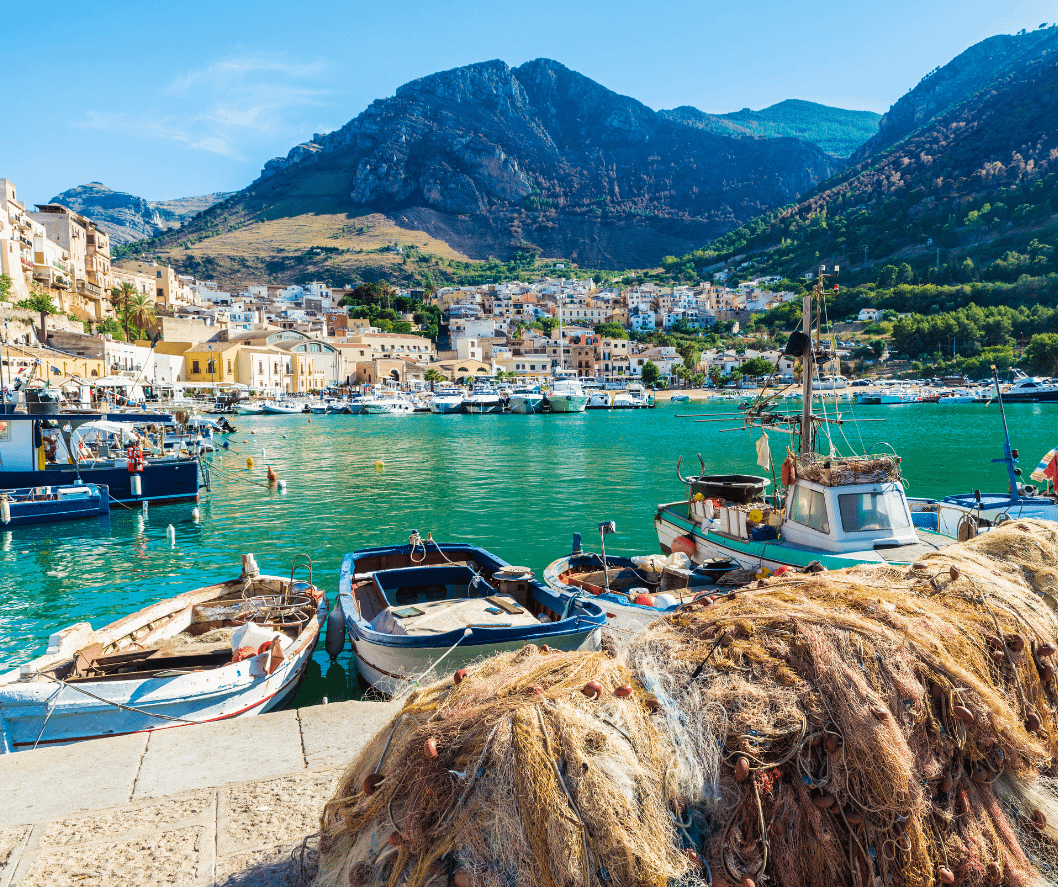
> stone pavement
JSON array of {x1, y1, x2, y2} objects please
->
[{"x1": 0, "y1": 699, "x2": 400, "y2": 887}]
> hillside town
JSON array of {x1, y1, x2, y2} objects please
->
[{"x1": 0, "y1": 177, "x2": 811, "y2": 396}]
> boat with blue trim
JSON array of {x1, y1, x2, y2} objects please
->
[
  {"x1": 335, "y1": 534, "x2": 606, "y2": 695},
  {"x1": 0, "y1": 483, "x2": 110, "y2": 526}
]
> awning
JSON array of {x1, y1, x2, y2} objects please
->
[{"x1": 71, "y1": 420, "x2": 141, "y2": 445}]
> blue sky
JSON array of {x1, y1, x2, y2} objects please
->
[{"x1": 5, "y1": 0, "x2": 1052, "y2": 205}]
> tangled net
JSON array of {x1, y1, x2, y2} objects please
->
[
  {"x1": 316, "y1": 520, "x2": 1058, "y2": 887},
  {"x1": 795, "y1": 453, "x2": 901, "y2": 486}
]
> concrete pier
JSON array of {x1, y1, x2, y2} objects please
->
[{"x1": 0, "y1": 698, "x2": 400, "y2": 886}]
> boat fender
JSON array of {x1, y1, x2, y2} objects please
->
[
  {"x1": 246, "y1": 456, "x2": 254, "y2": 469},
  {"x1": 325, "y1": 606, "x2": 345, "y2": 660},
  {"x1": 671, "y1": 535, "x2": 696, "y2": 557},
  {"x1": 0, "y1": 498, "x2": 9, "y2": 525},
  {"x1": 130, "y1": 474, "x2": 143, "y2": 497}
]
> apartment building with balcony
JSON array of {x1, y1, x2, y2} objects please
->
[
  {"x1": 116, "y1": 260, "x2": 201, "y2": 310},
  {"x1": 30, "y1": 203, "x2": 111, "y2": 320},
  {"x1": 0, "y1": 179, "x2": 35, "y2": 301}
]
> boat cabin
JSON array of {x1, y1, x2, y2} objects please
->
[{"x1": 780, "y1": 478, "x2": 919, "y2": 554}]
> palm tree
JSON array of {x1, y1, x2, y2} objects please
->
[
  {"x1": 424, "y1": 368, "x2": 444, "y2": 391},
  {"x1": 110, "y1": 282, "x2": 138, "y2": 341},
  {"x1": 126, "y1": 293, "x2": 156, "y2": 339}
]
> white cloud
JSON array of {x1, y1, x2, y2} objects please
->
[{"x1": 78, "y1": 54, "x2": 330, "y2": 164}]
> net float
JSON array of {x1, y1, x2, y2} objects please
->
[
  {"x1": 845, "y1": 809, "x2": 864, "y2": 826},
  {"x1": 361, "y1": 773, "x2": 385, "y2": 795},
  {"x1": 347, "y1": 862, "x2": 373, "y2": 886},
  {"x1": 812, "y1": 791, "x2": 836, "y2": 809},
  {"x1": 952, "y1": 705, "x2": 976, "y2": 724},
  {"x1": 683, "y1": 849, "x2": 702, "y2": 866},
  {"x1": 528, "y1": 685, "x2": 544, "y2": 696},
  {"x1": 1026, "y1": 712, "x2": 1042, "y2": 733},
  {"x1": 645, "y1": 697, "x2": 661, "y2": 712},
  {"x1": 1033, "y1": 809, "x2": 1048, "y2": 830},
  {"x1": 614, "y1": 684, "x2": 633, "y2": 697},
  {"x1": 768, "y1": 821, "x2": 786, "y2": 837},
  {"x1": 972, "y1": 766, "x2": 989, "y2": 784},
  {"x1": 1038, "y1": 642, "x2": 1056, "y2": 657},
  {"x1": 941, "y1": 773, "x2": 954, "y2": 793},
  {"x1": 825, "y1": 735, "x2": 841, "y2": 754},
  {"x1": 453, "y1": 669, "x2": 468, "y2": 685},
  {"x1": 949, "y1": 565, "x2": 961, "y2": 581},
  {"x1": 388, "y1": 831, "x2": 405, "y2": 846},
  {"x1": 930, "y1": 683, "x2": 944, "y2": 700},
  {"x1": 742, "y1": 878, "x2": 757, "y2": 887},
  {"x1": 581, "y1": 680, "x2": 602, "y2": 699},
  {"x1": 540, "y1": 645, "x2": 551, "y2": 653},
  {"x1": 453, "y1": 871, "x2": 483, "y2": 887},
  {"x1": 992, "y1": 650, "x2": 1008, "y2": 663},
  {"x1": 938, "y1": 866, "x2": 955, "y2": 884},
  {"x1": 424, "y1": 738, "x2": 439, "y2": 759},
  {"x1": 986, "y1": 863, "x2": 1001, "y2": 881},
  {"x1": 985, "y1": 635, "x2": 1002, "y2": 649},
  {"x1": 1008, "y1": 634, "x2": 1026, "y2": 652},
  {"x1": 871, "y1": 707, "x2": 888, "y2": 720},
  {"x1": 734, "y1": 757, "x2": 751, "y2": 782},
  {"x1": 1042, "y1": 662, "x2": 1055, "y2": 682}
]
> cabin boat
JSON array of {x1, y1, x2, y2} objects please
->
[
  {"x1": 336, "y1": 539, "x2": 606, "y2": 695},
  {"x1": 509, "y1": 385, "x2": 545, "y2": 414},
  {"x1": 0, "y1": 413, "x2": 201, "y2": 504},
  {"x1": 0, "y1": 556, "x2": 325, "y2": 751},
  {"x1": 0, "y1": 483, "x2": 110, "y2": 526},
  {"x1": 260, "y1": 400, "x2": 306, "y2": 415},
  {"x1": 429, "y1": 386, "x2": 465, "y2": 414},
  {"x1": 546, "y1": 372, "x2": 589, "y2": 413},
  {"x1": 234, "y1": 402, "x2": 266, "y2": 415},
  {"x1": 586, "y1": 391, "x2": 612, "y2": 410},
  {"x1": 999, "y1": 370, "x2": 1058, "y2": 402},
  {"x1": 812, "y1": 375, "x2": 849, "y2": 391},
  {"x1": 462, "y1": 384, "x2": 503, "y2": 415},
  {"x1": 362, "y1": 395, "x2": 414, "y2": 415}
]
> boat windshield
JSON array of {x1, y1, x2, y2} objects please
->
[
  {"x1": 788, "y1": 485, "x2": 830, "y2": 534},
  {"x1": 837, "y1": 490, "x2": 911, "y2": 533}
]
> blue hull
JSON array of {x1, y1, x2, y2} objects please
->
[
  {"x1": 0, "y1": 461, "x2": 200, "y2": 505},
  {"x1": 3, "y1": 485, "x2": 110, "y2": 526}
]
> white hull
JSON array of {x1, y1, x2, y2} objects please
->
[
  {"x1": 363, "y1": 402, "x2": 413, "y2": 414},
  {"x1": 234, "y1": 404, "x2": 265, "y2": 415},
  {"x1": 261, "y1": 403, "x2": 305, "y2": 415},
  {"x1": 352, "y1": 628, "x2": 602, "y2": 697},
  {"x1": 547, "y1": 394, "x2": 588, "y2": 413},
  {"x1": 429, "y1": 399, "x2": 464, "y2": 414},
  {"x1": 463, "y1": 401, "x2": 503, "y2": 414}
]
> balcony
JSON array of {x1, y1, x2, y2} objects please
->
[
  {"x1": 33, "y1": 266, "x2": 72, "y2": 290},
  {"x1": 77, "y1": 279, "x2": 102, "y2": 298}
]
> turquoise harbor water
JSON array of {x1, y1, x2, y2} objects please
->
[{"x1": 2, "y1": 400, "x2": 1056, "y2": 703}]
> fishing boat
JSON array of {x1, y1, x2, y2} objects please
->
[
  {"x1": 670, "y1": 393, "x2": 690, "y2": 403},
  {"x1": 0, "y1": 555, "x2": 325, "y2": 752},
  {"x1": 508, "y1": 384, "x2": 546, "y2": 414},
  {"x1": 334, "y1": 535, "x2": 606, "y2": 695},
  {"x1": 654, "y1": 264, "x2": 953, "y2": 572},
  {"x1": 0, "y1": 483, "x2": 110, "y2": 526},
  {"x1": 462, "y1": 383, "x2": 503, "y2": 415},
  {"x1": 543, "y1": 525, "x2": 732, "y2": 616},
  {"x1": 234, "y1": 401, "x2": 266, "y2": 415},
  {"x1": 428, "y1": 385, "x2": 465, "y2": 414},
  {"x1": 0, "y1": 414, "x2": 201, "y2": 505}
]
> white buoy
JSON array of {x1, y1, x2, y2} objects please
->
[
  {"x1": 142, "y1": 499, "x2": 149, "y2": 512},
  {"x1": 130, "y1": 474, "x2": 142, "y2": 497},
  {"x1": 191, "y1": 507, "x2": 200, "y2": 522},
  {"x1": 167, "y1": 524, "x2": 176, "y2": 547},
  {"x1": 261, "y1": 447, "x2": 267, "y2": 459},
  {"x1": 277, "y1": 479, "x2": 287, "y2": 492},
  {"x1": 322, "y1": 697, "x2": 329, "y2": 705}
]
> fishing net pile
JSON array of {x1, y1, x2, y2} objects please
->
[
  {"x1": 795, "y1": 453, "x2": 901, "y2": 486},
  {"x1": 315, "y1": 520, "x2": 1058, "y2": 887}
]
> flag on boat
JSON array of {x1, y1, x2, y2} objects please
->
[{"x1": 1030, "y1": 447, "x2": 1058, "y2": 484}]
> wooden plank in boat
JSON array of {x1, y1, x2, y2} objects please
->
[
  {"x1": 485, "y1": 596, "x2": 524, "y2": 615},
  {"x1": 73, "y1": 643, "x2": 105, "y2": 674}
]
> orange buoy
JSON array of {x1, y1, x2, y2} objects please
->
[
  {"x1": 671, "y1": 535, "x2": 696, "y2": 556},
  {"x1": 424, "y1": 738, "x2": 438, "y2": 759},
  {"x1": 266, "y1": 465, "x2": 277, "y2": 483},
  {"x1": 938, "y1": 866, "x2": 955, "y2": 884},
  {"x1": 952, "y1": 705, "x2": 975, "y2": 724},
  {"x1": 1038, "y1": 641, "x2": 1056, "y2": 657},
  {"x1": 634, "y1": 592, "x2": 655, "y2": 607},
  {"x1": 581, "y1": 680, "x2": 602, "y2": 699},
  {"x1": 614, "y1": 684, "x2": 633, "y2": 697},
  {"x1": 1033, "y1": 809, "x2": 1048, "y2": 830},
  {"x1": 734, "y1": 757, "x2": 751, "y2": 782},
  {"x1": 453, "y1": 668, "x2": 468, "y2": 685},
  {"x1": 645, "y1": 697, "x2": 661, "y2": 712},
  {"x1": 362, "y1": 773, "x2": 385, "y2": 795},
  {"x1": 941, "y1": 772, "x2": 954, "y2": 793}
]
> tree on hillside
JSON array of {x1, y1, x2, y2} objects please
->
[
  {"x1": 641, "y1": 360, "x2": 660, "y2": 387},
  {"x1": 741, "y1": 357, "x2": 775, "y2": 379},
  {"x1": 538, "y1": 317, "x2": 559, "y2": 337},
  {"x1": 594, "y1": 322, "x2": 628, "y2": 340},
  {"x1": 1024, "y1": 334, "x2": 1058, "y2": 376},
  {"x1": 340, "y1": 281, "x2": 396, "y2": 310},
  {"x1": 896, "y1": 263, "x2": 914, "y2": 285},
  {"x1": 676, "y1": 340, "x2": 701, "y2": 372}
]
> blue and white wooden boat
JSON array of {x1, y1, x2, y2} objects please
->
[
  {"x1": 336, "y1": 538, "x2": 606, "y2": 695},
  {"x1": 0, "y1": 483, "x2": 109, "y2": 526},
  {"x1": 0, "y1": 556, "x2": 325, "y2": 752}
]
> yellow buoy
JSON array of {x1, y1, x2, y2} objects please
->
[
  {"x1": 749, "y1": 508, "x2": 764, "y2": 523},
  {"x1": 375, "y1": 459, "x2": 384, "y2": 470},
  {"x1": 247, "y1": 456, "x2": 255, "y2": 469}
]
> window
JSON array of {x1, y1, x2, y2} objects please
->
[
  {"x1": 207, "y1": 359, "x2": 216, "y2": 374},
  {"x1": 838, "y1": 491, "x2": 910, "y2": 533},
  {"x1": 227, "y1": 360, "x2": 232, "y2": 374},
  {"x1": 789, "y1": 485, "x2": 830, "y2": 534},
  {"x1": 192, "y1": 360, "x2": 200, "y2": 374}
]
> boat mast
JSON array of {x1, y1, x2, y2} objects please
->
[
  {"x1": 799, "y1": 276, "x2": 816, "y2": 455},
  {"x1": 991, "y1": 365, "x2": 1022, "y2": 502}
]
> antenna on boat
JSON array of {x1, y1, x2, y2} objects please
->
[
  {"x1": 598, "y1": 521, "x2": 616, "y2": 596},
  {"x1": 990, "y1": 365, "x2": 1022, "y2": 502}
]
